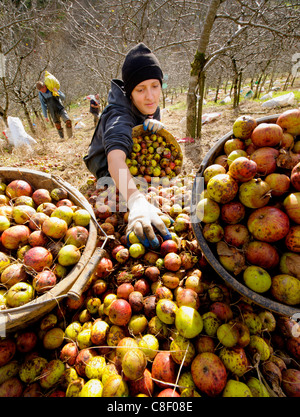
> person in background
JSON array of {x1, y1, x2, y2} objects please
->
[
  {"x1": 36, "y1": 81, "x2": 73, "y2": 140},
  {"x1": 90, "y1": 93, "x2": 101, "y2": 128},
  {"x1": 84, "y1": 42, "x2": 171, "y2": 249}
]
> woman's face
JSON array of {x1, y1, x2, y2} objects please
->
[{"x1": 131, "y1": 79, "x2": 161, "y2": 116}]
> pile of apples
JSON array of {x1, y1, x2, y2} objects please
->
[
  {"x1": 0, "y1": 170, "x2": 299, "y2": 398},
  {"x1": 0, "y1": 178, "x2": 92, "y2": 309},
  {"x1": 195, "y1": 108, "x2": 300, "y2": 307},
  {"x1": 125, "y1": 131, "x2": 183, "y2": 181}
]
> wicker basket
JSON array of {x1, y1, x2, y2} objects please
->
[
  {"x1": 0, "y1": 168, "x2": 106, "y2": 334},
  {"x1": 191, "y1": 115, "x2": 300, "y2": 317},
  {"x1": 132, "y1": 125, "x2": 182, "y2": 155},
  {"x1": 131, "y1": 125, "x2": 183, "y2": 178}
]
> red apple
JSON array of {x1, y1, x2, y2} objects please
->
[
  {"x1": 250, "y1": 147, "x2": 279, "y2": 175},
  {"x1": 0, "y1": 263, "x2": 28, "y2": 287},
  {"x1": 5, "y1": 180, "x2": 33, "y2": 198},
  {"x1": 276, "y1": 108, "x2": 300, "y2": 136},
  {"x1": 33, "y1": 270, "x2": 57, "y2": 293},
  {"x1": 28, "y1": 230, "x2": 48, "y2": 247},
  {"x1": 108, "y1": 298, "x2": 132, "y2": 326},
  {"x1": 23, "y1": 246, "x2": 53, "y2": 272},
  {"x1": 191, "y1": 352, "x2": 227, "y2": 397},
  {"x1": 151, "y1": 352, "x2": 177, "y2": 389},
  {"x1": 16, "y1": 331, "x2": 38, "y2": 353},
  {"x1": 32, "y1": 188, "x2": 52, "y2": 206},
  {"x1": 63, "y1": 226, "x2": 89, "y2": 247},
  {"x1": 247, "y1": 206, "x2": 290, "y2": 243},
  {"x1": 1, "y1": 225, "x2": 30, "y2": 250},
  {"x1": 251, "y1": 123, "x2": 283, "y2": 148},
  {"x1": 28, "y1": 212, "x2": 49, "y2": 231}
]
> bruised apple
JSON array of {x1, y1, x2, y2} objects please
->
[
  {"x1": 151, "y1": 352, "x2": 177, "y2": 389},
  {"x1": 228, "y1": 157, "x2": 257, "y2": 182},
  {"x1": 33, "y1": 270, "x2": 57, "y2": 293},
  {"x1": 207, "y1": 174, "x2": 238, "y2": 204},
  {"x1": 191, "y1": 352, "x2": 227, "y2": 397},
  {"x1": 238, "y1": 178, "x2": 271, "y2": 209},
  {"x1": 12, "y1": 205, "x2": 36, "y2": 225},
  {"x1": 42, "y1": 217, "x2": 68, "y2": 239},
  {"x1": 265, "y1": 173, "x2": 290, "y2": 197},
  {"x1": 64, "y1": 226, "x2": 89, "y2": 247},
  {"x1": 232, "y1": 115, "x2": 257, "y2": 140},
  {"x1": 1, "y1": 225, "x2": 30, "y2": 250},
  {"x1": 32, "y1": 188, "x2": 52, "y2": 206},
  {"x1": 23, "y1": 246, "x2": 53, "y2": 272},
  {"x1": 6, "y1": 282, "x2": 35, "y2": 307},
  {"x1": 251, "y1": 123, "x2": 283, "y2": 148},
  {"x1": 5, "y1": 180, "x2": 33, "y2": 199},
  {"x1": 108, "y1": 299, "x2": 132, "y2": 326},
  {"x1": 244, "y1": 241, "x2": 279, "y2": 269},
  {"x1": 247, "y1": 206, "x2": 290, "y2": 243},
  {"x1": 0, "y1": 263, "x2": 28, "y2": 287},
  {"x1": 250, "y1": 147, "x2": 279, "y2": 175}
]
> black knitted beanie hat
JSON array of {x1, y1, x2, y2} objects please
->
[{"x1": 122, "y1": 43, "x2": 163, "y2": 97}]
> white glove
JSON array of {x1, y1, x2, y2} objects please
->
[
  {"x1": 127, "y1": 191, "x2": 172, "y2": 248},
  {"x1": 143, "y1": 118, "x2": 164, "y2": 133}
]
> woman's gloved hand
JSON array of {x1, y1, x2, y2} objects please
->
[
  {"x1": 127, "y1": 191, "x2": 172, "y2": 248},
  {"x1": 143, "y1": 118, "x2": 164, "y2": 133}
]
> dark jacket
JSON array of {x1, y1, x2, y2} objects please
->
[
  {"x1": 83, "y1": 79, "x2": 160, "y2": 179},
  {"x1": 90, "y1": 97, "x2": 100, "y2": 115}
]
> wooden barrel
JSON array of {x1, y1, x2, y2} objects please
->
[
  {"x1": 0, "y1": 168, "x2": 105, "y2": 334},
  {"x1": 191, "y1": 115, "x2": 300, "y2": 317}
]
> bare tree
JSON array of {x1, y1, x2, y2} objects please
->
[
  {"x1": 0, "y1": 0, "x2": 64, "y2": 126},
  {"x1": 185, "y1": 0, "x2": 300, "y2": 138}
]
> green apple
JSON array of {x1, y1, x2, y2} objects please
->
[
  {"x1": 175, "y1": 306, "x2": 203, "y2": 339},
  {"x1": 243, "y1": 265, "x2": 272, "y2": 293},
  {"x1": 196, "y1": 198, "x2": 220, "y2": 223},
  {"x1": 57, "y1": 244, "x2": 81, "y2": 266},
  {"x1": 73, "y1": 209, "x2": 91, "y2": 226},
  {"x1": 202, "y1": 311, "x2": 221, "y2": 337},
  {"x1": 222, "y1": 379, "x2": 252, "y2": 397},
  {"x1": 246, "y1": 377, "x2": 270, "y2": 397},
  {"x1": 217, "y1": 323, "x2": 239, "y2": 347},
  {"x1": 0, "y1": 216, "x2": 10, "y2": 232},
  {"x1": 6, "y1": 282, "x2": 34, "y2": 307},
  {"x1": 248, "y1": 335, "x2": 271, "y2": 361},
  {"x1": 51, "y1": 205, "x2": 74, "y2": 226}
]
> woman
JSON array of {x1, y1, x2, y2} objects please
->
[{"x1": 84, "y1": 43, "x2": 171, "y2": 249}]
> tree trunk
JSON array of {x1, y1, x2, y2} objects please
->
[
  {"x1": 224, "y1": 79, "x2": 228, "y2": 95},
  {"x1": 236, "y1": 71, "x2": 242, "y2": 108},
  {"x1": 185, "y1": 0, "x2": 220, "y2": 139},
  {"x1": 258, "y1": 72, "x2": 268, "y2": 98},
  {"x1": 232, "y1": 58, "x2": 239, "y2": 108},
  {"x1": 22, "y1": 103, "x2": 36, "y2": 135},
  {"x1": 0, "y1": 106, "x2": 8, "y2": 127},
  {"x1": 268, "y1": 69, "x2": 276, "y2": 92},
  {"x1": 186, "y1": 73, "x2": 199, "y2": 138},
  {"x1": 214, "y1": 76, "x2": 221, "y2": 103},
  {"x1": 197, "y1": 71, "x2": 206, "y2": 138},
  {"x1": 283, "y1": 72, "x2": 291, "y2": 90}
]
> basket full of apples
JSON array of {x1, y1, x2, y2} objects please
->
[
  {"x1": 191, "y1": 109, "x2": 300, "y2": 317},
  {"x1": 126, "y1": 125, "x2": 183, "y2": 182},
  {"x1": 0, "y1": 168, "x2": 105, "y2": 334}
]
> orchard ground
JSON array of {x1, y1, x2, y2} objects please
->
[{"x1": 0, "y1": 85, "x2": 299, "y2": 200}]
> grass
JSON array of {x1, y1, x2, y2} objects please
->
[{"x1": 166, "y1": 86, "x2": 300, "y2": 111}]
